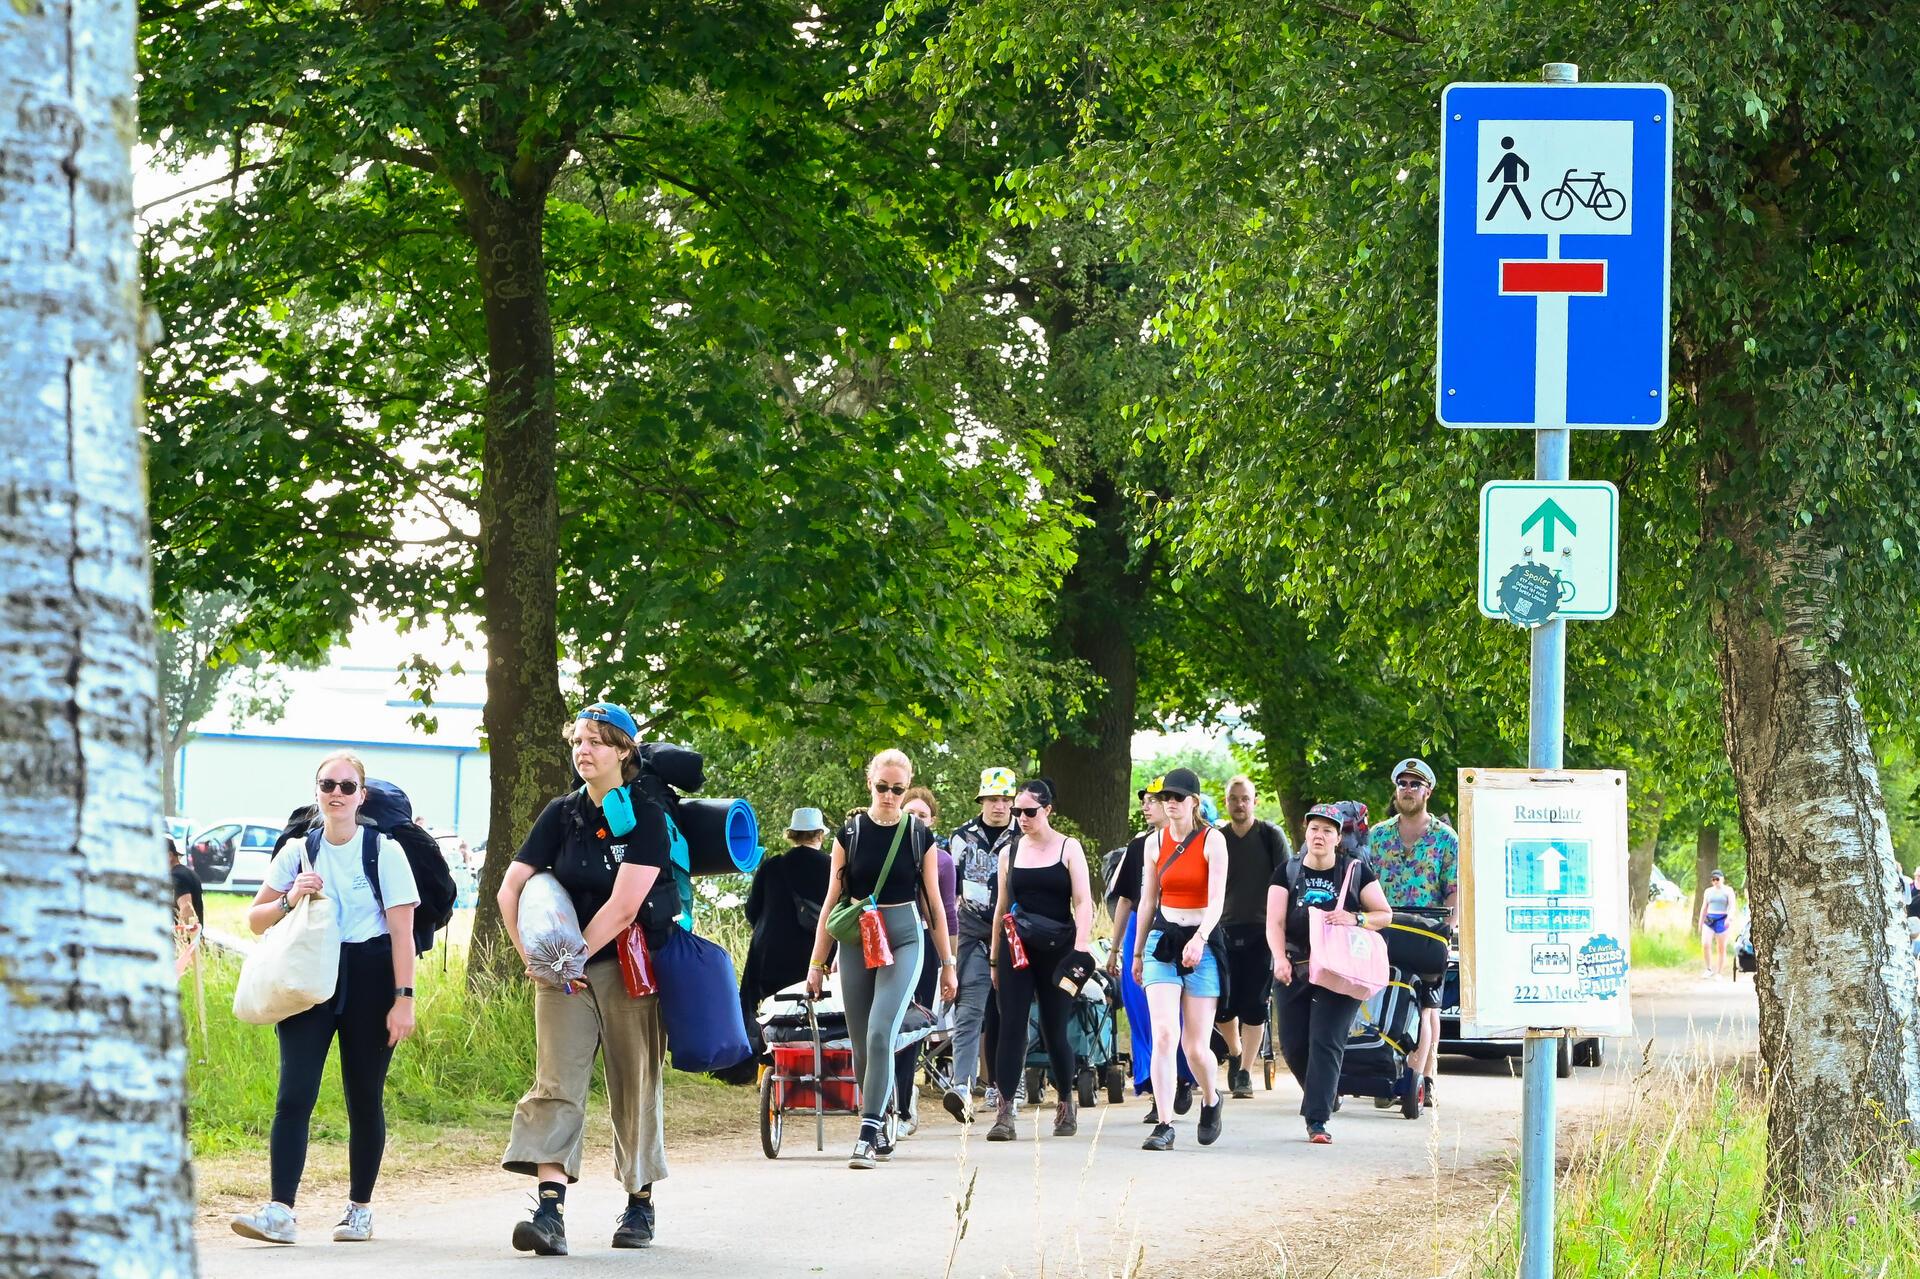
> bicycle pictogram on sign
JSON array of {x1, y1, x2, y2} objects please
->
[{"x1": 1542, "y1": 169, "x2": 1625, "y2": 222}]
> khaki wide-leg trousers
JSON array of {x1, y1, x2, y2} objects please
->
[{"x1": 503, "y1": 957, "x2": 668, "y2": 1191}]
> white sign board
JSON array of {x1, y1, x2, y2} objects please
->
[
  {"x1": 1478, "y1": 480, "x2": 1619, "y2": 622},
  {"x1": 1459, "y1": 767, "x2": 1632, "y2": 1037}
]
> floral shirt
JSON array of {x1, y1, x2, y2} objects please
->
[{"x1": 1366, "y1": 817, "x2": 1459, "y2": 911}]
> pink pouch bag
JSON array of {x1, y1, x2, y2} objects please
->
[{"x1": 1306, "y1": 860, "x2": 1388, "y2": 999}]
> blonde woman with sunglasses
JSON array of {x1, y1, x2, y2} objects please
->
[
  {"x1": 805, "y1": 749, "x2": 958, "y2": 1168},
  {"x1": 230, "y1": 751, "x2": 419, "y2": 1246}
]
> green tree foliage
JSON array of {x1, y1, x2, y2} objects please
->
[
  {"x1": 138, "y1": 0, "x2": 1078, "y2": 975},
  {"x1": 868, "y1": 0, "x2": 1920, "y2": 1212}
]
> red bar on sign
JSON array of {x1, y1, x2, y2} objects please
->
[{"x1": 1501, "y1": 260, "x2": 1607, "y2": 295}]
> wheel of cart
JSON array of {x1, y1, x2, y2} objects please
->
[
  {"x1": 758, "y1": 1069, "x2": 782, "y2": 1159},
  {"x1": 1104, "y1": 1064, "x2": 1127, "y2": 1104}
]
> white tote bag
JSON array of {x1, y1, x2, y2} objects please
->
[{"x1": 233, "y1": 843, "x2": 341, "y2": 1025}]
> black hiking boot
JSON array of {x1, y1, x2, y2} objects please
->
[
  {"x1": 612, "y1": 1197, "x2": 654, "y2": 1249},
  {"x1": 512, "y1": 1199, "x2": 567, "y2": 1257}
]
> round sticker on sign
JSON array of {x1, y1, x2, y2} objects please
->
[{"x1": 1577, "y1": 934, "x2": 1627, "y2": 1000}]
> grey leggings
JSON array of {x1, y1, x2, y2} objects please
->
[{"x1": 838, "y1": 901, "x2": 924, "y2": 1122}]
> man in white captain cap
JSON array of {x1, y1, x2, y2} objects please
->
[
  {"x1": 941, "y1": 766, "x2": 1019, "y2": 1121},
  {"x1": 1365, "y1": 756, "x2": 1458, "y2": 1109}
]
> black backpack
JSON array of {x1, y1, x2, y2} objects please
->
[{"x1": 290, "y1": 778, "x2": 458, "y2": 955}]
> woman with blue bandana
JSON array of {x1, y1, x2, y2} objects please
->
[{"x1": 496, "y1": 702, "x2": 679, "y2": 1256}]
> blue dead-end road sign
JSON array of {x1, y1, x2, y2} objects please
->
[{"x1": 1437, "y1": 83, "x2": 1673, "y2": 430}]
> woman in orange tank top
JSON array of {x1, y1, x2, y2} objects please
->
[{"x1": 1129, "y1": 768, "x2": 1228, "y2": 1151}]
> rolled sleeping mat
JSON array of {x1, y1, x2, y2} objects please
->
[
  {"x1": 675, "y1": 797, "x2": 761, "y2": 876},
  {"x1": 1384, "y1": 911, "x2": 1452, "y2": 978}
]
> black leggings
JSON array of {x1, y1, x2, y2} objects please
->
[
  {"x1": 892, "y1": 927, "x2": 937, "y2": 1113},
  {"x1": 994, "y1": 937, "x2": 1077, "y2": 1096},
  {"x1": 1274, "y1": 968, "x2": 1362, "y2": 1126},
  {"x1": 271, "y1": 941, "x2": 397, "y2": 1206}
]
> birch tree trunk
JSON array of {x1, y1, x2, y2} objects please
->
[
  {"x1": 0, "y1": 3, "x2": 197, "y2": 1275},
  {"x1": 1708, "y1": 461, "x2": 1920, "y2": 1212}
]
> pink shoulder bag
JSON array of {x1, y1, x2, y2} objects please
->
[{"x1": 1306, "y1": 859, "x2": 1388, "y2": 999}]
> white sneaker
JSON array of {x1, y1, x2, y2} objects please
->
[
  {"x1": 332, "y1": 1204, "x2": 373, "y2": 1242},
  {"x1": 232, "y1": 1201, "x2": 297, "y2": 1245}
]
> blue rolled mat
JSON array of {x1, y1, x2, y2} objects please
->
[{"x1": 674, "y1": 797, "x2": 761, "y2": 876}]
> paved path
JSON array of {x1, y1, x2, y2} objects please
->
[{"x1": 195, "y1": 980, "x2": 1756, "y2": 1278}]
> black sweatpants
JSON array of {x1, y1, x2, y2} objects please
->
[
  {"x1": 1274, "y1": 967, "x2": 1362, "y2": 1126},
  {"x1": 993, "y1": 937, "x2": 1077, "y2": 1097},
  {"x1": 271, "y1": 940, "x2": 397, "y2": 1206}
]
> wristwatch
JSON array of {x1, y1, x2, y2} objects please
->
[
  {"x1": 278, "y1": 894, "x2": 293, "y2": 914},
  {"x1": 941, "y1": 955, "x2": 957, "y2": 968},
  {"x1": 393, "y1": 986, "x2": 414, "y2": 998}
]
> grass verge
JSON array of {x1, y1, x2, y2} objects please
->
[
  {"x1": 1631, "y1": 926, "x2": 1700, "y2": 970},
  {"x1": 1450, "y1": 1064, "x2": 1920, "y2": 1278}
]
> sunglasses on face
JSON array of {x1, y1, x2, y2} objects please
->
[
  {"x1": 1012, "y1": 805, "x2": 1043, "y2": 819},
  {"x1": 1396, "y1": 778, "x2": 1429, "y2": 790},
  {"x1": 317, "y1": 779, "x2": 360, "y2": 795},
  {"x1": 872, "y1": 782, "x2": 907, "y2": 796}
]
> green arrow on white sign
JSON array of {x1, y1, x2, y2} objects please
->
[
  {"x1": 1479, "y1": 481, "x2": 1620, "y2": 622},
  {"x1": 1520, "y1": 499, "x2": 1577, "y2": 553}
]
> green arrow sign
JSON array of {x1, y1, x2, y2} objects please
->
[
  {"x1": 1521, "y1": 499, "x2": 1577, "y2": 552},
  {"x1": 1479, "y1": 481, "x2": 1619, "y2": 622}
]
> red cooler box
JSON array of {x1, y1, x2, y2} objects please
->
[{"x1": 770, "y1": 1042, "x2": 858, "y2": 1113}]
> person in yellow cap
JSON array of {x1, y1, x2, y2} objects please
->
[{"x1": 942, "y1": 766, "x2": 1019, "y2": 1121}]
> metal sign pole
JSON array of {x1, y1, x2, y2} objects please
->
[{"x1": 1519, "y1": 56, "x2": 1578, "y2": 1279}]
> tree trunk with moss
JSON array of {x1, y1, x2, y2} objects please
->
[
  {"x1": 461, "y1": 185, "x2": 570, "y2": 986},
  {"x1": 1038, "y1": 473, "x2": 1141, "y2": 854}
]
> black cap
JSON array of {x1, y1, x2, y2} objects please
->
[{"x1": 1156, "y1": 767, "x2": 1202, "y2": 799}]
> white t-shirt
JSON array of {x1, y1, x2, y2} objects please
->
[{"x1": 268, "y1": 829, "x2": 421, "y2": 945}]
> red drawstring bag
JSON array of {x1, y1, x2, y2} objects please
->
[
  {"x1": 618, "y1": 921, "x2": 657, "y2": 997},
  {"x1": 859, "y1": 903, "x2": 894, "y2": 968},
  {"x1": 1001, "y1": 910, "x2": 1030, "y2": 970}
]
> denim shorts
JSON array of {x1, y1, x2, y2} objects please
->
[{"x1": 1141, "y1": 929, "x2": 1223, "y2": 997}]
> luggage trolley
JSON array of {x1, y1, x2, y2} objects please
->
[{"x1": 759, "y1": 985, "x2": 924, "y2": 1158}]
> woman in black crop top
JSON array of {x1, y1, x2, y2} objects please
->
[
  {"x1": 804, "y1": 749, "x2": 957, "y2": 1170},
  {"x1": 985, "y1": 779, "x2": 1095, "y2": 1141}
]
